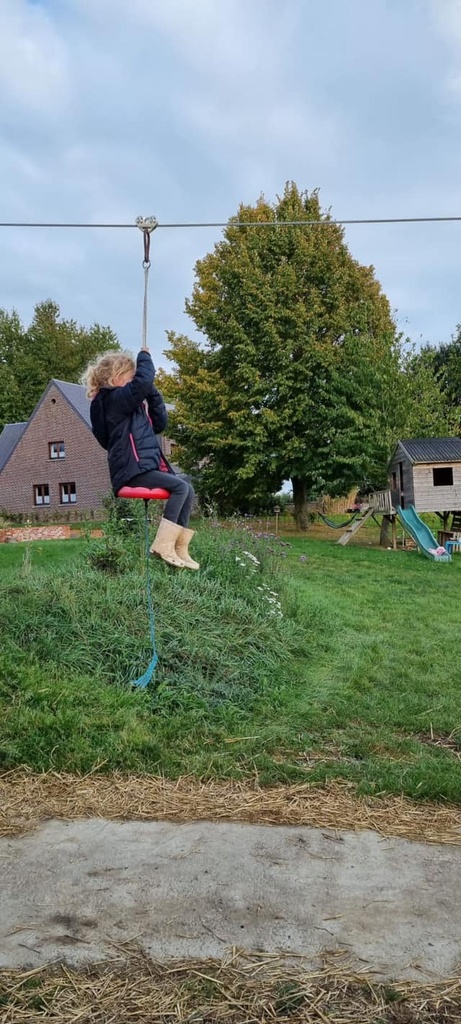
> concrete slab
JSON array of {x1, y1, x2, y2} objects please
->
[{"x1": 1, "y1": 819, "x2": 460, "y2": 980}]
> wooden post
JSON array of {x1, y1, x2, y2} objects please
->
[
  {"x1": 392, "y1": 515, "x2": 397, "y2": 551},
  {"x1": 274, "y1": 505, "x2": 280, "y2": 536},
  {"x1": 379, "y1": 514, "x2": 390, "y2": 547}
]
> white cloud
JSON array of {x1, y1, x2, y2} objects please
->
[
  {"x1": 0, "y1": 0, "x2": 69, "y2": 114},
  {"x1": 0, "y1": 0, "x2": 344, "y2": 362},
  {"x1": 0, "y1": 0, "x2": 460, "y2": 362},
  {"x1": 131, "y1": 0, "x2": 284, "y2": 81},
  {"x1": 429, "y1": 0, "x2": 461, "y2": 99},
  {"x1": 431, "y1": 0, "x2": 461, "y2": 41}
]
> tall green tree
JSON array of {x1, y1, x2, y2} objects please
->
[
  {"x1": 159, "y1": 183, "x2": 415, "y2": 526},
  {"x1": 419, "y1": 328, "x2": 461, "y2": 427},
  {"x1": 0, "y1": 300, "x2": 119, "y2": 430},
  {"x1": 398, "y1": 344, "x2": 455, "y2": 438}
]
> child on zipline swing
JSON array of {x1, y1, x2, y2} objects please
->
[{"x1": 82, "y1": 348, "x2": 199, "y2": 570}]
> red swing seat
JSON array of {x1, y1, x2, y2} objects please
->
[{"x1": 117, "y1": 485, "x2": 171, "y2": 501}]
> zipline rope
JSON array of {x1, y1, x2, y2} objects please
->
[{"x1": 126, "y1": 217, "x2": 162, "y2": 689}]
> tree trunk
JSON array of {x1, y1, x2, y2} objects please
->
[{"x1": 291, "y1": 477, "x2": 309, "y2": 531}]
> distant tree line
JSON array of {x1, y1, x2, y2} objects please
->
[{"x1": 0, "y1": 300, "x2": 118, "y2": 432}]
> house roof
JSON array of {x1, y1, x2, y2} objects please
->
[
  {"x1": 399, "y1": 437, "x2": 461, "y2": 464},
  {"x1": 52, "y1": 379, "x2": 91, "y2": 427},
  {"x1": 0, "y1": 380, "x2": 92, "y2": 476},
  {"x1": 52, "y1": 380, "x2": 174, "y2": 421},
  {"x1": 0, "y1": 422, "x2": 27, "y2": 471}
]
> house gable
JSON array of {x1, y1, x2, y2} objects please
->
[
  {"x1": 52, "y1": 379, "x2": 92, "y2": 428},
  {"x1": 0, "y1": 377, "x2": 177, "y2": 516},
  {"x1": 0, "y1": 382, "x2": 111, "y2": 515}
]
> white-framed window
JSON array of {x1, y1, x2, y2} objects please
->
[
  {"x1": 60, "y1": 482, "x2": 77, "y2": 504},
  {"x1": 49, "y1": 441, "x2": 65, "y2": 459},
  {"x1": 34, "y1": 484, "x2": 50, "y2": 506}
]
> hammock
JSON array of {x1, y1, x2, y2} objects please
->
[{"x1": 318, "y1": 511, "x2": 359, "y2": 529}]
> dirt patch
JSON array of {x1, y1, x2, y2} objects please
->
[{"x1": 1, "y1": 770, "x2": 461, "y2": 845}]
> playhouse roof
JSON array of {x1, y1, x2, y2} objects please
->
[{"x1": 399, "y1": 437, "x2": 461, "y2": 464}]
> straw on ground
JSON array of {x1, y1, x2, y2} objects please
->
[
  {"x1": 1, "y1": 946, "x2": 461, "y2": 1023},
  {"x1": 1, "y1": 770, "x2": 461, "y2": 845}
]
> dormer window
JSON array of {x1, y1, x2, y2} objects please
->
[{"x1": 49, "y1": 441, "x2": 65, "y2": 460}]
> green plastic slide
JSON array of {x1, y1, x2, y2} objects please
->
[{"x1": 396, "y1": 505, "x2": 451, "y2": 562}]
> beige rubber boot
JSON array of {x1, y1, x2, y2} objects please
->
[
  {"x1": 175, "y1": 527, "x2": 200, "y2": 570},
  {"x1": 150, "y1": 518, "x2": 186, "y2": 568}
]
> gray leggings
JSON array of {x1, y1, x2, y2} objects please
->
[{"x1": 127, "y1": 471, "x2": 195, "y2": 527}]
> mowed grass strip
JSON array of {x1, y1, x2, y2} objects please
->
[
  {"x1": 1, "y1": 522, "x2": 460, "y2": 801},
  {"x1": 0, "y1": 538, "x2": 83, "y2": 576},
  {"x1": 273, "y1": 536, "x2": 461, "y2": 799}
]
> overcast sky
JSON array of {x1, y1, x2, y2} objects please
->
[{"x1": 2, "y1": 0, "x2": 461, "y2": 369}]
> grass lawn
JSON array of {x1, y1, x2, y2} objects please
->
[
  {"x1": 0, "y1": 540, "x2": 84, "y2": 577},
  {"x1": 1, "y1": 520, "x2": 460, "y2": 801}
]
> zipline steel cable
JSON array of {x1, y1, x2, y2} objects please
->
[{"x1": 2, "y1": 215, "x2": 461, "y2": 228}]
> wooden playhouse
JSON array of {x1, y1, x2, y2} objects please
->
[
  {"x1": 387, "y1": 437, "x2": 461, "y2": 545},
  {"x1": 338, "y1": 437, "x2": 461, "y2": 550}
]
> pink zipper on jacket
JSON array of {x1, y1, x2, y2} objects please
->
[
  {"x1": 129, "y1": 433, "x2": 140, "y2": 461},
  {"x1": 130, "y1": 405, "x2": 169, "y2": 471}
]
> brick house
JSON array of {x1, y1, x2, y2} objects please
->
[{"x1": 0, "y1": 379, "x2": 177, "y2": 518}]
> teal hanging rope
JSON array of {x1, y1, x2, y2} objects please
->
[{"x1": 130, "y1": 500, "x2": 159, "y2": 688}]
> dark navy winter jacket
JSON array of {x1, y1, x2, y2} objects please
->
[{"x1": 90, "y1": 351, "x2": 172, "y2": 495}]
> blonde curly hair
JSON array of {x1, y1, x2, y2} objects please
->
[{"x1": 81, "y1": 350, "x2": 136, "y2": 400}]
